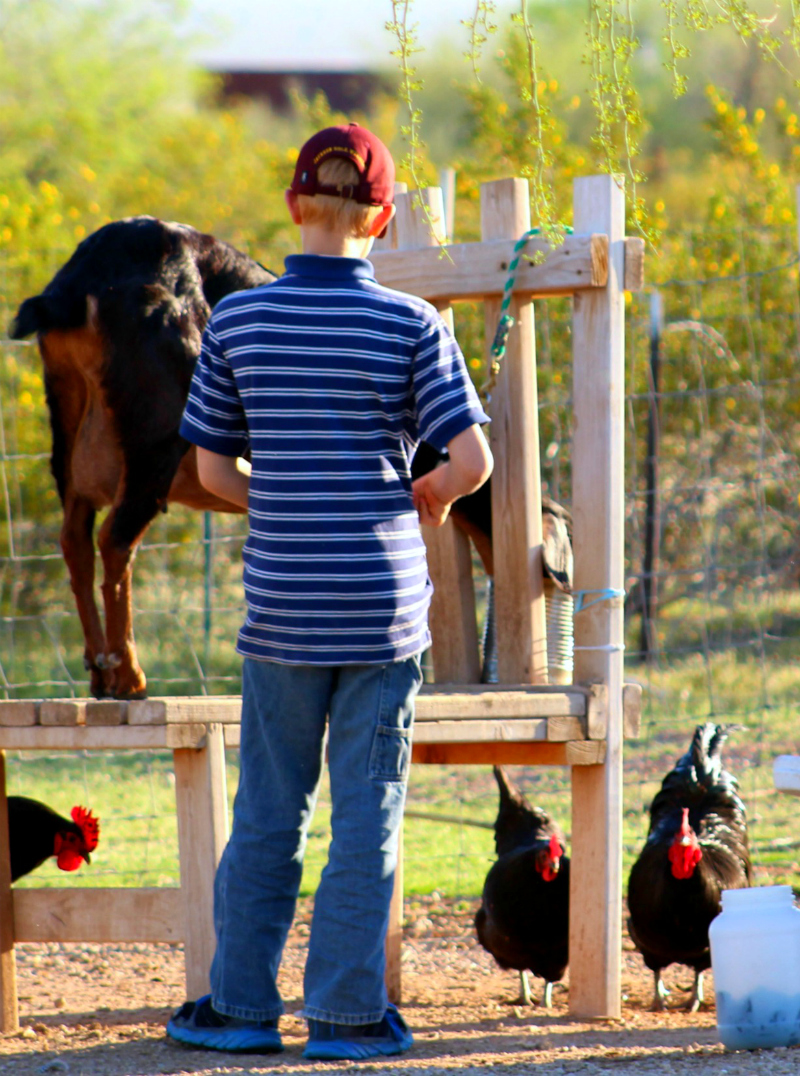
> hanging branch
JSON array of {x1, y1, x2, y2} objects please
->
[
  {"x1": 386, "y1": 0, "x2": 452, "y2": 253},
  {"x1": 514, "y1": 0, "x2": 562, "y2": 248},
  {"x1": 463, "y1": 0, "x2": 498, "y2": 85}
]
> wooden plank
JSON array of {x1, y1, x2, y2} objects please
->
[
  {"x1": 481, "y1": 178, "x2": 548, "y2": 684},
  {"x1": 370, "y1": 233, "x2": 608, "y2": 302},
  {"x1": 423, "y1": 519, "x2": 480, "y2": 682},
  {"x1": 0, "y1": 752, "x2": 18, "y2": 1034},
  {"x1": 393, "y1": 188, "x2": 481, "y2": 684},
  {"x1": 624, "y1": 236, "x2": 645, "y2": 292},
  {"x1": 85, "y1": 700, "x2": 128, "y2": 726},
  {"x1": 416, "y1": 687, "x2": 586, "y2": 721},
  {"x1": 40, "y1": 700, "x2": 86, "y2": 726},
  {"x1": 174, "y1": 723, "x2": 229, "y2": 1000},
  {"x1": 411, "y1": 740, "x2": 604, "y2": 766},
  {"x1": 585, "y1": 683, "x2": 608, "y2": 740},
  {"x1": 12, "y1": 887, "x2": 183, "y2": 942},
  {"x1": 415, "y1": 717, "x2": 546, "y2": 744},
  {"x1": 569, "y1": 174, "x2": 627, "y2": 1019},
  {"x1": 0, "y1": 702, "x2": 36, "y2": 727},
  {"x1": 128, "y1": 696, "x2": 243, "y2": 726},
  {"x1": 0, "y1": 724, "x2": 209, "y2": 750}
]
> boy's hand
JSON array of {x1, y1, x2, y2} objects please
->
[
  {"x1": 412, "y1": 468, "x2": 453, "y2": 527},
  {"x1": 412, "y1": 424, "x2": 493, "y2": 527}
]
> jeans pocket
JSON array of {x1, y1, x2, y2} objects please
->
[{"x1": 369, "y1": 725, "x2": 412, "y2": 781}]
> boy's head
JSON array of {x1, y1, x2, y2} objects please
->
[{"x1": 288, "y1": 122, "x2": 395, "y2": 239}]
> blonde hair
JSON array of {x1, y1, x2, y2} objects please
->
[{"x1": 295, "y1": 158, "x2": 386, "y2": 238}]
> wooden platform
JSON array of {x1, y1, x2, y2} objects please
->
[{"x1": 0, "y1": 684, "x2": 641, "y2": 1032}]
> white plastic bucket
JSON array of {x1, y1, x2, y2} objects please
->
[{"x1": 709, "y1": 885, "x2": 800, "y2": 1050}]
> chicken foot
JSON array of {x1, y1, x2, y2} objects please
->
[
  {"x1": 686, "y1": 969, "x2": 705, "y2": 1012},
  {"x1": 650, "y1": 970, "x2": 671, "y2": 1012}
]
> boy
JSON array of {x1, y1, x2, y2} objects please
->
[{"x1": 166, "y1": 122, "x2": 492, "y2": 1059}]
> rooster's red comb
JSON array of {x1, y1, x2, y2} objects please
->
[
  {"x1": 548, "y1": 834, "x2": 563, "y2": 859},
  {"x1": 71, "y1": 805, "x2": 100, "y2": 852}
]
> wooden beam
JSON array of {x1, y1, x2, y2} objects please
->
[
  {"x1": 370, "y1": 233, "x2": 608, "y2": 302},
  {"x1": 393, "y1": 188, "x2": 481, "y2": 684},
  {"x1": 412, "y1": 740, "x2": 605, "y2": 766},
  {"x1": 569, "y1": 174, "x2": 627, "y2": 1019},
  {"x1": 413, "y1": 715, "x2": 584, "y2": 745},
  {"x1": 0, "y1": 752, "x2": 18, "y2": 1034},
  {"x1": 482, "y1": 178, "x2": 548, "y2": 684},
  {"x1": 0, "y1": 724, "x2": 209, "y2": 751},
  {"x1": 416, "y1": 685, "x2": 587, "y2": 720},
  {"x1": 13, "y1": 887, "x2": 183, "y2": 943},
  {"x1": 174, "y1": 723, "x2": 229, "y2": 1000},
  {"x1": 128, "y1": 697, "x2": 243, "y2": 725},
  {"x1": 0, "y1": 702, "x2": 36, "y2": 727}
]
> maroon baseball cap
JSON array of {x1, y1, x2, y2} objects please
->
[{"x1": 289, "y1": 122, "x2": 395, "y2": 206}]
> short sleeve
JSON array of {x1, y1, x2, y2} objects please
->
[
  {"x1": 180, "y1": 315, "x2": 249, "y2": 457},
  {"x1": 411, "y1": 310, "x2": 489, "y2": 451}
]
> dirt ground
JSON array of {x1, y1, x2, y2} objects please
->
[{"x1": 2, "y1": 896, "x2": 798, "y2": 1076}]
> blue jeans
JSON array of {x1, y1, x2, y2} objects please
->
[{"x1": 209, "y1": 655, "x2": 422, "y2": 1025}]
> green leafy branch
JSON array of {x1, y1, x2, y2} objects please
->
[{"x1": 462, "y1": 0, "x2": 498, "y2": 84}]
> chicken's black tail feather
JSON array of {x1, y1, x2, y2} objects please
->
[{"x1": 492, "y1": 766, "x2": 553, "y2": 857}]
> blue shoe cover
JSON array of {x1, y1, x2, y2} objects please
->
[
  {"x1": 303, "y1": 1004, "x2": 413, "y2": 1060},
  {"x1": 166, "y1": 994, "x2": 283, "y2": 1054}
]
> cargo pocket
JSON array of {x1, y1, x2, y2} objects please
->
[
  {"x1": 367, "y1": 657, "x2": 420, "y2": 781},
  {"x1": 369, "y1": 725, "x2": 412, "y2": 781}
]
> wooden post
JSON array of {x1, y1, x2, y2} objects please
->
[
  {"x1": 0, "y1": 752, "x2": 18, "y2": 1033},
  {"x1": 174, "y1": 723, "x2": 229, "y2": 999},
  {"x1": 393, "y1": 188, "x2": 481, "y2": 685},
  {"x1": 569, "y1": 174, "x2": 626, "y2": 1018},
  {"x1": 384, "y1": 187, "x2": 481, "y2": 999},
  {"x1": 480, "y1": 178, "x2": 548, "y2": 684}
]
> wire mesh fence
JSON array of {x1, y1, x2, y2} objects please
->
[{"x1": 1, "y1": 236, "x2": 799, "y2": 901}]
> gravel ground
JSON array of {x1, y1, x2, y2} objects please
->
[{"x1": 2, "y1": 897, "x2": 798, "y2": 1076}]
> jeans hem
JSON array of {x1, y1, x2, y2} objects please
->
[
  {"x1": 301, "y1": 1005, "x2": 387, "y2": 1025},
  {"x1": 213, "y1": 999, "x2": 285, "y2": 1022}
]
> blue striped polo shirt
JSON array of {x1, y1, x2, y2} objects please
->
[{"x1": 180, "y1": 253, "x2": 489, "y2": 665}]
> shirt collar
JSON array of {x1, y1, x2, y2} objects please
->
[{"x1": 284, "y1": 253, "x2": 376, "y2": 282}]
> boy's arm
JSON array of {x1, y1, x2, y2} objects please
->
[
  {"x1": 412, "y1": 424, "x2": 493, "y2": 527},
  {"x1": 197, "y1": 447, "x2": 252, "y2": 509}
]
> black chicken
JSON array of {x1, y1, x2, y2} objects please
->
[
  {"x1": 7, "y1": 796, "x2": 100, "y2": 882},
  {"x1": 474, "y1": 766, "x2": 570, "y2": 1007},
  {"x1": 627, "y1": 723, "x2": 751, "y2": 1012}
]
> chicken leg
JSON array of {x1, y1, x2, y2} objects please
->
[
  {"x1": 650, "y1": 970, "x2": 670, "y2": 1012},
  {"x1": 686, "y1": 969, "x2": 705, "y2": 1012}
]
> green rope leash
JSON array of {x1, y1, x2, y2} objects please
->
[{"x1": 482, "y1": 225, "x2": 574, "y2": 403}]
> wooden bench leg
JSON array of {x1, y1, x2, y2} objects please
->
[
  {"x1": 568, "y1": 762, "x2": 622, "y2": 1017},
  {"x1": 173, "y1": 722, "x2": 229, "y2": 1001},
  {"x1": 0, "y1": 751, "x2": 19, "y2": 1033},
  {"x1": 385, "y1": 823, "x2": 403, "y2": 1004}
]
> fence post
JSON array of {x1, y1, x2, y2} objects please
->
[
  {"x1": 640, "y1": 290, "x2": 663, "y2": 661},
  {"x1": 569, "y1": 174, "x2": 626, "y2": 1018},
  {"x1": 393, "y1": 189, "x2": 481, "y2": 684},
  {"x1": 480, "y1": 178, "x2": 548, "y2": 684}
]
